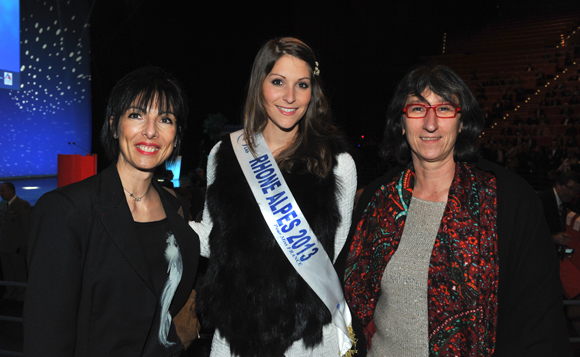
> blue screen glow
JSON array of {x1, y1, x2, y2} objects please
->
[
  {"x1": 0, "y1": 0, "x2": 20, "y2": 90},
  {"x1": 0, "y1": 0, "x2": 92, "y2": 179}
]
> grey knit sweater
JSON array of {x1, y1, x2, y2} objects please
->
[{"x1": 368, "y1": 197, "x2": 446, "y2": 357}]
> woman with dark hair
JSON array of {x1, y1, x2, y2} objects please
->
[
  {"x1": 25, "y1": 66, "x2": 200, "y2": 356},
  {"x1": 342, "y1": 65, "x2": 571, "y2": 356},
  {"x1": 191, "y1": 37, "x2": 357, "y2": 356}
]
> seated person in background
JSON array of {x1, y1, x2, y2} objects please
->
[
  {"x1": 561, "y1": 114, "x2": 576, "y2": 125},
  {"x1": 513, "y1": 122, "x2": 525, "y2": 135},
  {"x1": 526, "y1": 114, "x2": 539, "y2": 125},
  {"x1": 537, "y1": 69, "x2": 546, "y2": 85},
  {"x1": 548, "y1": 138, "x2": 565, "y2": 170},
  {"x1": 512, "y1": 115, "x2": 524, "y2": 125},
  {"x1": 500, "y1": 126, "x2": 513, "y2": 136},
  {"x1": 565, "y1": 123, "x2": 579, "y2": 135},
  {"x1": 561, "y1": 102, "x2": 575, "y2": 115},
  {"x1": 533, "y1": 105, "x2": 546, "y2": 119},
  {"x1": 538, "y1": 122, "x2": 552, "y2": 136},
  {"x1": 525, "y1": 63, "x2": 534, "y2": 72},
  {"x1": 564, "y1": 133, "x2": 579, "y2": 148},
  {"x1": 538, "y1": 171, "x2": 580, "y2": 251}
]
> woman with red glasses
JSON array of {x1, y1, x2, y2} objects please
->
[{"x1": 340, "y1": 64, "x2": 571, "y2": 356}]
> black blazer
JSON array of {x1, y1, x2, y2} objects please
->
[
  {"x1": 24, "y1": 164, "x2": 200, "y2": 356},
  {"x1": 538, "y1": 188, "x2": 563, "y2": 235}
]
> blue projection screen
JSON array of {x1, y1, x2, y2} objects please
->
[
  {"x1": 0, "y1": 0, "x2": 20, "y2": 91},
  {"x1": 0, "y1": 0, "x2": 91, "y2": 179}
]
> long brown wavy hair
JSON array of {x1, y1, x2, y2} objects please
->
[{"x1": 242, "y1": 37, "x2": 343, "y2": 178}]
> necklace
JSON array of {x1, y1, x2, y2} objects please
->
[{"x1": 123, "y1": 186, "x2": 150, "y2": 202}]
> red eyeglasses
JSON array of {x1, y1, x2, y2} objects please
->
[{"x1": 403, "y1": 103, "x2": 461, "y2": 119}]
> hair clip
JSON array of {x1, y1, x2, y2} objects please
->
[{"x1": 314, "y1": 61, "x2": 320, "y2": 76}]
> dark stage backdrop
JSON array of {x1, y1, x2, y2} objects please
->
[{"x1": 0, "y1": 0, "x2": 92, "y2": 179}]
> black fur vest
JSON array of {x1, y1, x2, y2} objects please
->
[{"x1": 197, "y1": 138, "x2": 347, "y2": 356}]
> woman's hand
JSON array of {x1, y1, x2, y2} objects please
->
[{"x1": 173, "y1": 289, "x2": 201, "y2": 349}]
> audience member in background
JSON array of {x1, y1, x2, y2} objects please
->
[
  {"x1": 24, "y1": 67, "x2": 200, "y2": 356},
  {"x1": 195, "y1": 167, "x2": 206, "y2": 188},
  {"x1": 538, "y1": 171, "x2": 580, "y2": 253},
  {"x1": 561, "y1": 114, "x2": 576, "y2": 125},
  {"x1": 525, "y1": 63, "x2": 534, "y2": 72},
  {"x1": 0, "y1": 182, "x2": 31, "y2": 304},
  {"x1": 0, "y1": 198, "x2": 5, "y2": 299},
  {"x1": 557, "y1": 153, "x2": 580, "y2": 174},
  {"x1": 561, "y1": 102, "x2": 575, "y2": 116},
  {"x1": 537, "y1": 68, "x2": 546, "y2": 85},
  {"x1": 549, "y1": 138, "x2": 565, "y2": 171},
  {"x1": 564, "y1": 133, "x2": 579, "y2": 150},
  {"x1": 526, "y1": 114, "x2": 539, "y2": 125},
  {"x1": 513, "y1": 122, "x2": 525, "y2": 135},
  {"x1": 538, "y1": 122, "x2": 552, "y2": 137},
  {"x1": 532, "y1": 105, "x2": 546, "y2": 120},
  {"x1": 512, "y1": 115, "x2": 523, "y2": 125},
  {"x1": 162, "y1": 169, "x2": 175, "y2": 188},
  {"x1": 341, "y1": 64, "x2": 571, "y2": 356}
]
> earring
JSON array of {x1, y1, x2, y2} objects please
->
[{"x1": 113, "y1": 133, "x2": 118, "y2": 139}]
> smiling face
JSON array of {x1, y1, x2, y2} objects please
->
[
  {"x1": 261, "y1": 55, "x2": 312, "y2": 138},
  {"x1": 114, "y1": 96, "x2": 177, "y2": 174},
  {"x1": 403, "y1": 88, "x2": 463, "y2": 167}
]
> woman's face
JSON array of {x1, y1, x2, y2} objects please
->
[
  {"x1": 114, "y1": 96, "x2": 177, "y2": 173},
  {"x1": 262, "y1": 55, "x2": 312, "y2": 137},
  {"x1": 403, "y1": 88, "x2": 462, "y2": 166}
]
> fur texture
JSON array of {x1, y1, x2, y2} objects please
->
[
  {"x1": 159, "y1": 233, "x2": 183, "y2": 347},
  {"x1": 197, "y1": 138, "x2": 346, "y2": 356}
]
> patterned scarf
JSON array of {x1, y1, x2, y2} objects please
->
[{"x1": 344, "y1": 162, "x2": 499, "y2": 356}]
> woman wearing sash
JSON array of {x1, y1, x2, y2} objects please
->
[
  {"x1": 191, "y1": 37, "x2": 357, "y2": 356},
  {"x1": 25, "y1": 67, "x2": 200, "y2": 356},
  {"x1": 342, "y1": 65, "x2": 571, "y2": 356}
]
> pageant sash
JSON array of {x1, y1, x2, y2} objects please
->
[{"x1": 231, "y1": 130, "x2": 353, "y2": 355}]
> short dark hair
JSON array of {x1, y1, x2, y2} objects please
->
[
  {"x1": 380, "y1": 64, "x2": 483, "y2": 165},
  {"x1": 1, "y1": 182, "x2": 15, "y2": 193},
  {"x1": 555, "y1": 171, "x2": 580, "y2": 187},
  {"x1": 242, "y1": 37, "x2": 342, "y2": 178},
  {"x1": 100, "y1": 66, "x2": 188, "y2": 164}
]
